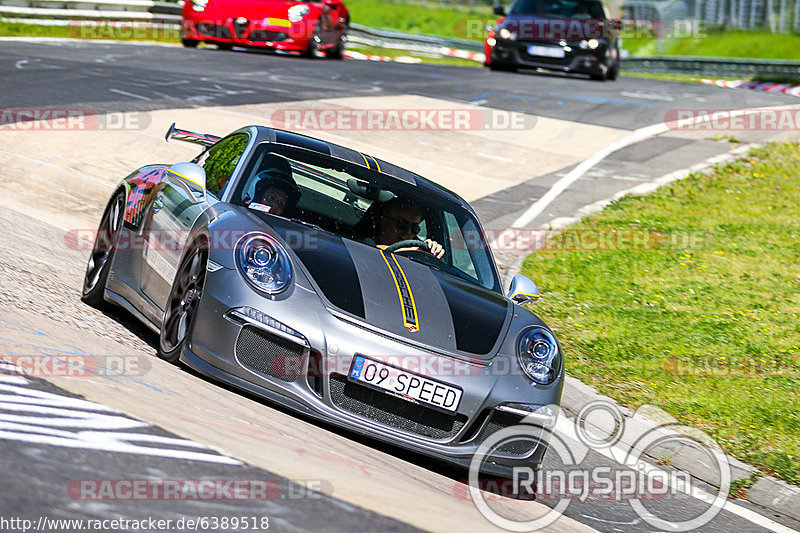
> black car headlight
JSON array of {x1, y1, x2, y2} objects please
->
[
  {"x1": 517, "y1": 327, "x2": 560, "y2": 385},
  {"x1": 235, "y1": 233, "x2": 292, "y2": 294}
]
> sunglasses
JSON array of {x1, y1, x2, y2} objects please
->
[{"x1": 394, "y1": 217, "x2": 421, "y2": 234}]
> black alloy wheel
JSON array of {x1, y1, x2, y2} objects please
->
[{"x1": 158, "y1": 241, "x2": 208, "y2": 363}]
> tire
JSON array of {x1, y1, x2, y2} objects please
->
[
  {"x1": 607, "y1": 60, "x2": 619, "y2": 81},
  {"x1": 489, "y1": 61, "x2": 517, "y2": 72},
  {"x1": 217, "y1": 43, "x2": 233, "y2": 51},
  {"x1": 158, "y1": 240, "x2": 209, "y2": 363},
  {"x1": 301, "y1": 22, "x2": 322, "y2": 58},
  {"x1": 182, "y1": 38, "x2": 199, "y2": 48},
  {"x1": 81, "y1": 191, "x2": 125, "y2": 308},
  {"x1": 327, "y1": 27, "x2": 348, "y2": 59},
  {"x1": 590, "y1": 71, "x2": 607, "y2": 81}
]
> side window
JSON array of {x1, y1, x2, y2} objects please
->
[
  {"x1": 199, "y1": 134, "x2": 249, "y2": 197},
  {"x1": 444, "y1": 212, "x2": 478, "y2": 278}
]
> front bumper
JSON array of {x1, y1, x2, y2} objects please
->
[
  {"x1": 491, "y1": 40, "x2": 609, "y2": 75},
  {"x1": 182, "y1": 17, "x2": 314, "y2": 51},
  {"x1": 182, "y1": 266, "x2": 563, "y2": 475}
]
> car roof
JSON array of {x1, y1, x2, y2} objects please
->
[{"x1": 241, "y1": 126, "x2": 475, "y2": 214}]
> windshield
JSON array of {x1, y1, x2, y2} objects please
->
[
  {"x1": 230, "y1": 144, "x2": 500, "y2": 292},
  {"x1": 509, "y1": 0, "x2": 605, "y2": 18}
]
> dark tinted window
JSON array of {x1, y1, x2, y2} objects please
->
[{"x1": 197, "y1": 134, "x2": 249, "y2": 197}]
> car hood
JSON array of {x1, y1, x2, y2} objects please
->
[
  {"x1": 265, "y1": 220, "x2": 512, "y2": 358},
  {"x1": 213, "y1": 0, "x2": 302, "y2": 19},
  {"x1": 499, "y1": 16, "x2": 609, "y2": 41}
]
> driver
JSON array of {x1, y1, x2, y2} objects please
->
[{"x1": 353, "y1": 198, "x2": 445, "y2": 259}]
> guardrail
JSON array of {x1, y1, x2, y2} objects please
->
[
  {"x1": 621, "y1": 56, "x2": 800, "y2": 78},
  {"x1": 2, "y1": 0, "x2": 800, "y2": 79},
  {"x1": 349, "y1": 22, "x2": 484, "y2": 53},
  {"x1": 0, "y1": 0, "x2": 181, "y2": 23}
]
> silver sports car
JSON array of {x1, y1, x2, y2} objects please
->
[{"x1": 81, "y1": 124, "x2": 564, "y2": 476}]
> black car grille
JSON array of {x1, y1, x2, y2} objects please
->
[
  {"x1": 329, "y1": 374, "x2": 467, "y2": 440},
  {"x1": 476, "y1": 410, "x2": 540, "y2": 456},
  {"x1": 197, "y1": 23, "x2": 232, "y2": 39},
  {"x1": 235, "y1": 326, "x2": 307, "y2": 383},
  {"x1": 232, "y1": 19, "x2": 249, "y2": 39},
  {"x1": 249, "y1": 30, "x2": 289, "y2": 42}
]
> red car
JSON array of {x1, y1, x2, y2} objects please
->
[{"x1": 181, "y1": 0, "x2": 350, "y2": 58}]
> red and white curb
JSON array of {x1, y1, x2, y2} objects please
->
[
  {"x1": 344, "y1": 48, "x2": 485, "y2": 64},
  {"x1": 701, "y1": 78, "x2": 800, "y2": 97},
  {"x1": 343, "y1": 51, "x2": 421, "y2": 63}
]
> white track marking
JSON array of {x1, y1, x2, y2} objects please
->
[
  {"x1": 510, "y1": 102, "x2": 800, "y2": 229},
  {"x1": 552, "y1": 417, "x2": 800, "y2": 533},
  {"x1": 109, "y1": 88, "x2": 152, "y2": 101}
]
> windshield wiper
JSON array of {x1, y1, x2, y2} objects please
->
[{"x1": 290, "y1": 218, "x2": 325, "y2": 232}]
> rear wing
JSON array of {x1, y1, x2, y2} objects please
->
[{"x1": 165, "y1": 123, "x2": 222, "y2": 147}]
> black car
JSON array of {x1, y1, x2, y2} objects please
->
[{"x1": 486, "y1": 0, "x2": 621, "y2": 80}]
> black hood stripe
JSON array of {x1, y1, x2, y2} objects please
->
[{"x1": 380, "y1": 250, "x2": 420, "y2": 333}]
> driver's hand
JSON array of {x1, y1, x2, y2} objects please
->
[{"x1": 426, "y1": 239, "x2": 445, "y2": 259}]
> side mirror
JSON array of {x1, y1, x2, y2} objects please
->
[
  {"x1": 507, "y1": 273, "x2": 540, "y2": 304},
  {"x1": 493, "y1": 4, "x2": 506, "y2": 16},
  {"x1": 167, "y1": 162, "x2": 207, "y2": 200},
  {"x1": 609, "y1": 19, "x2": 623, "y2": 30}
]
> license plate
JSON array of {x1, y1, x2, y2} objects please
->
[
  {"x1": 528, "y1": 45, "x2": 565, "y2": 58},
  {"x1": 349, "y1": 356, "x2": 462, "y2": 413}
]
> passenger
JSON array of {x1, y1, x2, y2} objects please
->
[{"x1": 250, "y1": 154, "x2": 301, "y2": 217}]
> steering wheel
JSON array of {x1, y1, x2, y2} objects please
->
[{"x1": 384, "y1": 239, "x2": 430, "y2": 254}]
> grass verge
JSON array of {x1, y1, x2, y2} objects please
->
[
  {"x1": 624, "y1": 29, "x2": 800, "y2": 60},
  {"x1": 520, "y1": 141, "x2": 800, "y2": 486},
  {"x1": 346, "y1": 0, "x2": 489, "y2": 40}
]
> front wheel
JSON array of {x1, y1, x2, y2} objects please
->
[
  {"x1": 158, "y1": 241, "x2": 208, "y2": 363},
  {"x1": 301, "y1": 22, "x2": 322, "y2": 58},
  {"x1": 606, "y1": 59, "x2": 619, "y2": 81},
  {"x1": 182, "y1": 38, "x2": 199, "y2": 48},
  {"x1": 327, "y1": 26, "x2": 348, "y2": 59},
  {"x1": 81, "y1": 191, "x2": 125, "y2": 308}
]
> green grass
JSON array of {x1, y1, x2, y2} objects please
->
[
  {"x1": 346, "y1": 0, "x2": 491, "y2": 40},
  {"x1": 623, "y1": 29, "x2": 800, "y2": 60},
  {"x1": 521, "y1": 142, "x2": 800, "y2": 486},
  {"x1": 0, "y1": 19, "x2": 179, "y2": 42}
]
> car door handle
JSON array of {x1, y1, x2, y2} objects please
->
[{"x1": 153, "y1": 196, "x2": 165, "y2": 213}]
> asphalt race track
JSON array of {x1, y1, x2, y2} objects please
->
[{"x1": 1, "y1": 38, "x2": 800, "y2": 533}]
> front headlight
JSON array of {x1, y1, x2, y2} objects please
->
[
  {"x1": 580, "y1": 38, "x2": 600, "y2": 49},
  {"x1": 517, "y1": 327, "x2": 560, "y2": 385},
  {"x1": 288, "y1": 4, "x2": 310, "y2": 22},
  {"x1": 498, "y1": 28, "x2": 516, "y2": 40},
  {"x1": 191, "y1": 0, "x2": 208, "y2": 11},
  {"x1": 235, "y1": 233, "x2": 292, "y2": 294}
]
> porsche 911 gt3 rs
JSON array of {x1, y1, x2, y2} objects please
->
[{"x1": 81, "y1": 123, "x2": 564, "y2": 476}]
